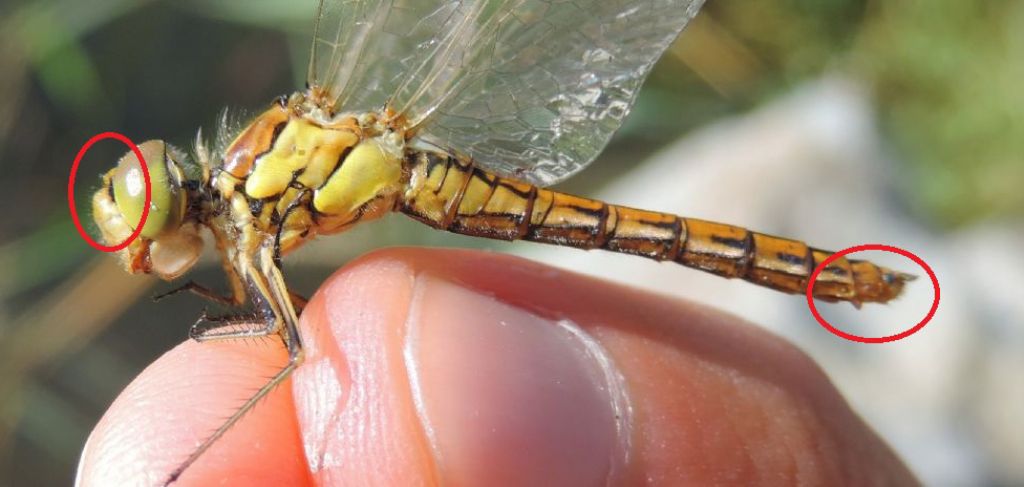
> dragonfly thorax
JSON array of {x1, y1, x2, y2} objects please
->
[{"x1": 213, "y1": 96, "x2": 408, "y2": 257}]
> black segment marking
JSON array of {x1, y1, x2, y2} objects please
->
[
  {"x1": 556, "y1": 201, "x2": 607, "y2": 241},
  {"x1": 593, "y1": 202, "x2": 611, "y2": 244},
  {"x1": 802, "y1": 248, "x2": 814, "y2": 273},
  {"x1": 775, "y1": 252, "x2": 807, "y2": 266},
  {"x1": 826, "y1": 266, "x2": 849, "y2": 277},
  {"x1": 496, "y1": 180, "x2": 534, "y2": 199},
  {"x1": 650, "y1": 216, "x2": 682, "y2": 261},
  {"x1": 670, "y1": 217, "x2": 687, "y2": 260},
  {"x1": 738, "y1": 231, "x2": 754, "y2": 275},
  {"x1": 711, "y1": 234, "x2": 749, "y2": 252},
  {"x1": 469, "y1": 169, "x2": 498, "y2": 215},
  {"x1": 601, "y1": 206, "x2": 620, "y2": 248},
  {"x1": 432, "y1": 155, "x2": 451, "y2": 193},
  {"x1": 474, "y1": 168, "x2": 497, "y2": 187},
  {"x1": 526, "y1": 193, "x2": 556, "y2": 238},
  {"x1": 424, "y1": 152, "x2": 448, "y2": 176},
  {"x1": 440, "y1": 155, "x2": 476, "y2": 230},
  {"x1": 648, "y1": 217, "x2": 680, "y2": 231},
  {"x1": 518, "y1": 185, "x2": 538, "y2": 239},
  {"x1": 567, "y1": 202, "x2": 605, "y2": 222},
  {"x1": 535, "y1": 191, "x2": 556, "y2": 228}
]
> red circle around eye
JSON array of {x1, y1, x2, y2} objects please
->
[
  {"x1": 68, "y1": 132, "x2": 151, "y2": 253},
  {"x1": 805, "y1": 244, "x2": 940, "y2": 344}
]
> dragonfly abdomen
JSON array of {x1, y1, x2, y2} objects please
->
[{"x1": 400, "y1": 150, "x2": 912, "y2": 306}]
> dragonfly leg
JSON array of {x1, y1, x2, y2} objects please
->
[
  {"x1": 188, "y1": 309, "x2": 270, "y2": 342},
  {"x1": 257, "y1": 239, "x2": 304, "y2": 352},
  {"x1": 163, "y1": 242, "x2": 305, "y2": 485},
  {"x1": 162, "y1": 336, "x2": 302, "y2": 486},
  {"x1": 153, "y1": 280, "x2": 238, "y2": 308},
  {"x1": 185, "y1": 287, "x2": 307, "y2": 342}
]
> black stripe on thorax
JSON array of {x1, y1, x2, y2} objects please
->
[
  {"x1": 254, "y1": 121, "x2": 288, "y2": 163},
  {"x1": 315, "y1": 145, "x2": 355, "y2": 191}
]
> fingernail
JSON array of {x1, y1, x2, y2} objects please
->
[{"x1": 404, "y1": 275, "x2": 630, "y2": 485}]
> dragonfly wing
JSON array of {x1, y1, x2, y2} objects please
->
[
  {"x1": 308, "y1": 0, "x2": 485, "y2": 115},
  {"x1": 308, "y1": 0, "x2": 705, "y2": 186},
  {"x1": 416, "y1": 0, "x2": 705, "y2": 185}
]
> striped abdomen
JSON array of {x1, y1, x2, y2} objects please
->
[{"x1": 399, "y1": 150, "x2": 913, "y2": 306}]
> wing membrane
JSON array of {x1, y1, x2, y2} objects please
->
[
  {"x1": 308, "y1": 0, "x2": 474, "y2": 113},
  {"x1": 308, "y1": 0, "x2": 705, "y2": 185}
]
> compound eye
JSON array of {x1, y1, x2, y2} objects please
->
[{"x1": 112, "y1": 140, "x2": 184, "y2": 238}]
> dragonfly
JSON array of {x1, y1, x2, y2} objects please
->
[{"x1": 91, "y1": 0, "x2": 914, "y2": 483}]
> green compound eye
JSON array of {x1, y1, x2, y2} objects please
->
[{"x1": 112, "y1": 140, "x2": 185, "y2": 239}]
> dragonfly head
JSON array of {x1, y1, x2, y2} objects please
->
[{"x1": 92, "y1": 140, "x2": 204, "y2": 280}]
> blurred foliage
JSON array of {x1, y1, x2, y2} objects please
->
[
  {"x1": 0, "y1": 0, "x2": 1020, "y2": 484},
  {"x1": 668, "y1": 0, "x2": 1022, "y2": 227},
  {"x1": 853, "y1": 0, "x2": 1024, "y2": 227}
]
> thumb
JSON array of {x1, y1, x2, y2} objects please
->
[
  {"x1": 294, "y1": 248, "x2": 916, "y2": 485},
  {"x1": 295, "y1": 249, "x2": 628, "y2": 485}
]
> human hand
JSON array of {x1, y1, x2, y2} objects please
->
[{"x1": 78, "y1": 248, "x2": 918, "y2": 486}]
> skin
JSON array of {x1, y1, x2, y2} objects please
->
[{"x1": 77, "y1": 247, "x2": 918, "y2": 486}]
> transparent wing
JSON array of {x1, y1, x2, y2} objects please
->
[
  {"x1": 308, "y1": 0, "x2": 705, "y2": 185},
  {"x1": 308, "y1": 0, "x2": 481, "y2": 116}
]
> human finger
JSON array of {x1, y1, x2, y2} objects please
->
[{"x1": 293, "y1": 247, "x2": 918, "y2": 485}]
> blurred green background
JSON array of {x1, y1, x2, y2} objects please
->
[{"x1": 0, "y1": 0, "x2": 1020, "y2": 484}]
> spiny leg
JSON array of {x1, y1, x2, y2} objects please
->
[
  {"x1": 165, "y1": 226, "x2": 251, "y2": 310},
  {"x1": 260, "y1": 241, "x2": 305, "y2": 352},
  {"x1": 153, "y1": 280, "x2": 238, "y2": 308},
  {"x1": 163, "y1": 242, "x2": 304, "y2": 485},
  {"x1": 188, "y1": 309, "x2": 272, "y2": 342},
  {"x1": 163, "y1": 333, "x2": 301, "y2": 485},
  {"x1": 155, "y1": 264, "x2": 260, "y2": 339},
  {"x1": 268, "y1": 191, "x2": 310, "y2": 313}
]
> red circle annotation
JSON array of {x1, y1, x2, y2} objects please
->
[
  {"x1": 806, "y1": 244, "x2": 939, "y2": 344},
  {"x1": 68, "y1": 132, "x2": 151, "y2": 253}
]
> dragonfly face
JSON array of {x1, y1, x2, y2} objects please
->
[{"x1": 92, "y1": 139, "x2": 204, "y2": 279}]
